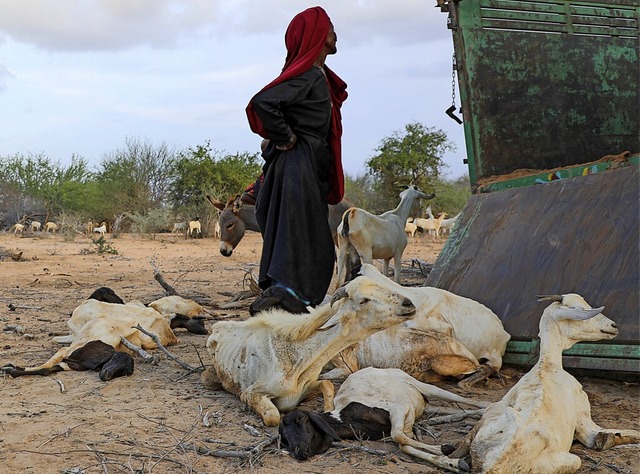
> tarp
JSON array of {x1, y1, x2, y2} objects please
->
[{"x1": 427, "y1": 165, "x2": 639, "y2": 342}]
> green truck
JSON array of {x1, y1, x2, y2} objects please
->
[{"x1": 427, "y1": 0, "x2": 639, "y2": 374}]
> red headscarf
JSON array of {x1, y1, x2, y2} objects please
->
[{"x1": 246, "y1": 6, "x2": 348, "y2": 205}]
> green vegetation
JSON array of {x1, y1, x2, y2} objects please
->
[
  {"x1": 0, "y1": 123, "x2": 470, "y2": 235},
  {"x1": 91, "y1": 236, "x2": 119, "y2": 255}
]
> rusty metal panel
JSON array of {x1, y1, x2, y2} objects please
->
[
  {"x1": 447, "y1": 0, "x2": 640, "y2": 186},
  {"x1": 426, "y1": 166, "x2": 639, "y2": 343}
]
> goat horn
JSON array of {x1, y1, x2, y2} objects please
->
[
  {"x1": 330, "y1": 287, "x2": 348, "y2": 307},
  {"x1": 536, "y1": 295, "x2": 564, "y2": 302},
  {"x1": 557, "y1": 306, "x2": 605, "y2": 321}
]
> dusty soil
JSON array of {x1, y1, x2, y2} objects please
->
[{"x1": 0, "y1": 231, "x2": 638, "y2": 474}]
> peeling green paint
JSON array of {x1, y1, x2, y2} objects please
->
[{"x1": 446, "y1": 0, "x2": 639, "y2": 186}]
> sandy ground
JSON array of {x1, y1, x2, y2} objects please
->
[{"x1": 0, "y1": 230, "x2": 638, "y2": 474}]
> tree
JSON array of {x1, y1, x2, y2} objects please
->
[
  {"x1": 169, "y1": 142, "x2": 261, "y2": 207},
  {"x1": 428, "y1": 175, "x2": 471, "y2": 217},
  {"x1": 169, "y1": 142, "x2": 262, "y2": 236},
  {"x1": 366, "y1": 122, "x2": 454, "y2": 206},
  {"x1": 0, "y1": 153, "x2": 95, "y2": 223},
  {"x1": 94, "y1": 138, "x2": 178, "y2": 220}
]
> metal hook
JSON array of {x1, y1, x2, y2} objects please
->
[{"x1": 446, "y1": 105, "x2": 463, "y2": 124}]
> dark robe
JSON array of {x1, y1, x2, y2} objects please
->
[{"x1": 251, "y1": 67, "x2": 335, "y2": 305}]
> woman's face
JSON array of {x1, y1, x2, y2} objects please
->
[{"x1": 325, "y1": 24, "x2": 337, "y2": 55}]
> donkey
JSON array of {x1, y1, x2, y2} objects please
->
[{"x1": 207, "y1": 194, "x2": 353, "y2": 257}]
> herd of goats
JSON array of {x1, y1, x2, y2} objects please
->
[{"x1": 2, "y1": 185, "x2": 639, "y2": 473}]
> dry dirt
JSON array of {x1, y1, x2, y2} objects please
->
[{"x1": 0, "y1": 231, "x2": 638, "y2": 474}]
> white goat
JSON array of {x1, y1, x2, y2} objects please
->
[
  {"x1": 404, "y1": 218, "x2": 418, "y2": 242},
  {"x1": 336, "y1": 185, "x2": 434, "y2": 286},
  {"x1": 447, "y1": 294, "x2": 640, "y2": 473},
  {"x1": 2, "y1": 299, "x2": 183, "y2": 380},
  {"x1": 93, "y1": 222, "x2": 107, "y2": 235},
  {"x1": 282, "y1": 368, "x2": 490, "y2": 472},
  {"x1": 172, "y1": 221, "x2": 186, "y2": 234},
  {"x1": 322, "y1": 325, "x2": 485, "y2": 386},
  {"x1": 188, "y1": 220, "x2": 201, "y2": 238},
  {"x1": 30, "y1": 221, "x2": 41, "y2": 232},
  {"x1": 213, "y1": 219, "x2": 221, "y2": 238},
  {"x1": 12, "y1": 223, "x2": 24, "y2": 235},
  {"x1": 202, "y1": 276, "x2": 416, "y2": 426},
  {"x1": 355, "y1": 264, "x2": 510, "y2": 374},
  {"x1": 425, "y1": 205, "x2": 435, "y2": 219},
  {"x1": 415, "y1": 213, "x2": 447, "y2": 240},
  {"x1": 45, "y1": 222, "x2": 58, "y2": 232},
  {"x1": 440, "y1": 212, "x2": 460, "y2": 235},
  {"x1": 53, "y1": 294, "x2": 207, "y2": 344}
]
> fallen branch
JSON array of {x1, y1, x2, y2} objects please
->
[
  {"x1": 55, "y1": 379, "x2": 66, "y2": 394},
  {"x1": 149, "y1": 257, "x2": 179, "y2": 296},
  {"x1": 182, "y1": 435, "x2": 277, "y2": 459},
  {"x1": 8, "y1": 304, "x2": 44, "y2": 311},
  {"x1": 120, "y1": 337, "x2": 159, "y2": 365},
  {"x1": 333, "y1": 442, "x2": 395, "y2": 457},
  {"x1": 421, "y1": 409, "x2": 484, "y2": 425},
  {"x1": 133, "y1": 325, "x2": 199, "y2": 372}
]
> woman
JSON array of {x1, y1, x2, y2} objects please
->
[{"x1": 246, "y1": 7, "x2": 348, "y2": 312}]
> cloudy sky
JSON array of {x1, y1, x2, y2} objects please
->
[{"x1": 0, "y1": 0, "x2": 469, "y2": 179}]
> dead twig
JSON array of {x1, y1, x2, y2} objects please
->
[
  {"x1": 333, "y1": 441, "x2": 395, "y2": 457},
  {"x1": 133, "y1": 325, "x2": 200, "y2": 372},
  {"x1": 119, "y1": 337, "x2": 159, "y2": 365},
  {"x1": 181, "y1": 435, "x2": 277, "y2": 460},
  {"x1": 422, "y1": 409, "x2": 484, "y2": 425},
  {"x1": 38, "y1": 423, "x2": 88, "y2": 447},
  {"x1": 150, "y1": 257, "x2": 179, "y2": 296}
]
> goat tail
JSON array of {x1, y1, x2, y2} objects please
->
[{"x1": 341, "y1": 212, "x2": 350, "y2": 238}]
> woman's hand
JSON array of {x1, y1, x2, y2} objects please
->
[{"x1": 276, "y1": 133, "x2": 297, "y2": 151}]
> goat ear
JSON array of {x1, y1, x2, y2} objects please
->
[
  {"x1": 307, "y1": 412, "x2": 341, "y2": 441},
  {"x1": 556, "y1": 306, "x2": 605, "y2": 321}
]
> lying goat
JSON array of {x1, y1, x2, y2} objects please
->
[
  {"x1": 53, "y1": 290, "x2": 207, "y2": 344},
  {"x1": 2, "y1": 291, "x2": 205, "y2": 380},
  {"x1": 280, "y1": 367, "x2": 489, "y2": 473},
  {"x1": 354, "y1": 264, "x2": 510, "y2": 380},
  {"x1": 445, "y1": 294, "x2": 640, "y2": 473},
  {"x1": 202, "y1": 277, "x2": 416, "y2": 426},
  {"x1": 322, "y1": 326, "x2": 484, "y2": 387}
]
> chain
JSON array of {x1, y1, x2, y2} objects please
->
[{"x1": 451, "y1": 52, "x2": 457, "y2": 107}]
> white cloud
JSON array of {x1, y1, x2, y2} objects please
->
[
  {"x1": 0, "y1": 1, "x2": 469, "y2": 178},
  {"x1": 0, "y1": 63, "x2": 14, "y2": 91}
]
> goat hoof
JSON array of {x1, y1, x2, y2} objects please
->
[
  {"x1": 457, "y1": 458, "x2": 470, "y2": 472},
  {"x1": 595, "y1": 431, "x2": 616, "y2": 450},
  {"x1": 441, "y1": 444, "x2": 456, "y2": 456}
]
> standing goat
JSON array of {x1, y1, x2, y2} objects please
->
[
  {"x1": 201, "y1": 276, "x2": 416, "y2": 426},
  {"x1": 446, "y1": 294, "x2": 640, "y2": 473},
  {"x1": 440, "y1": 212, "x2": 461, "y2": 235},
  {"x1": 188, "y1": 219, "x2": 201, "y2": 238},
  {"x1": 336, "y1": 185, "x2": 434, "y2": 286},
  {"x1": 404, "y1": 218, "x2": 418, "y2": 242},
  {"x1": 280, "y1": 367, "x2": 489, "y2": 472},
  {"x1": 415, "y1": 213, "x2": 447, "y2": 240},
  {"x1": 93, "y1": 222, "x2": 107, "y2": 235}
]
